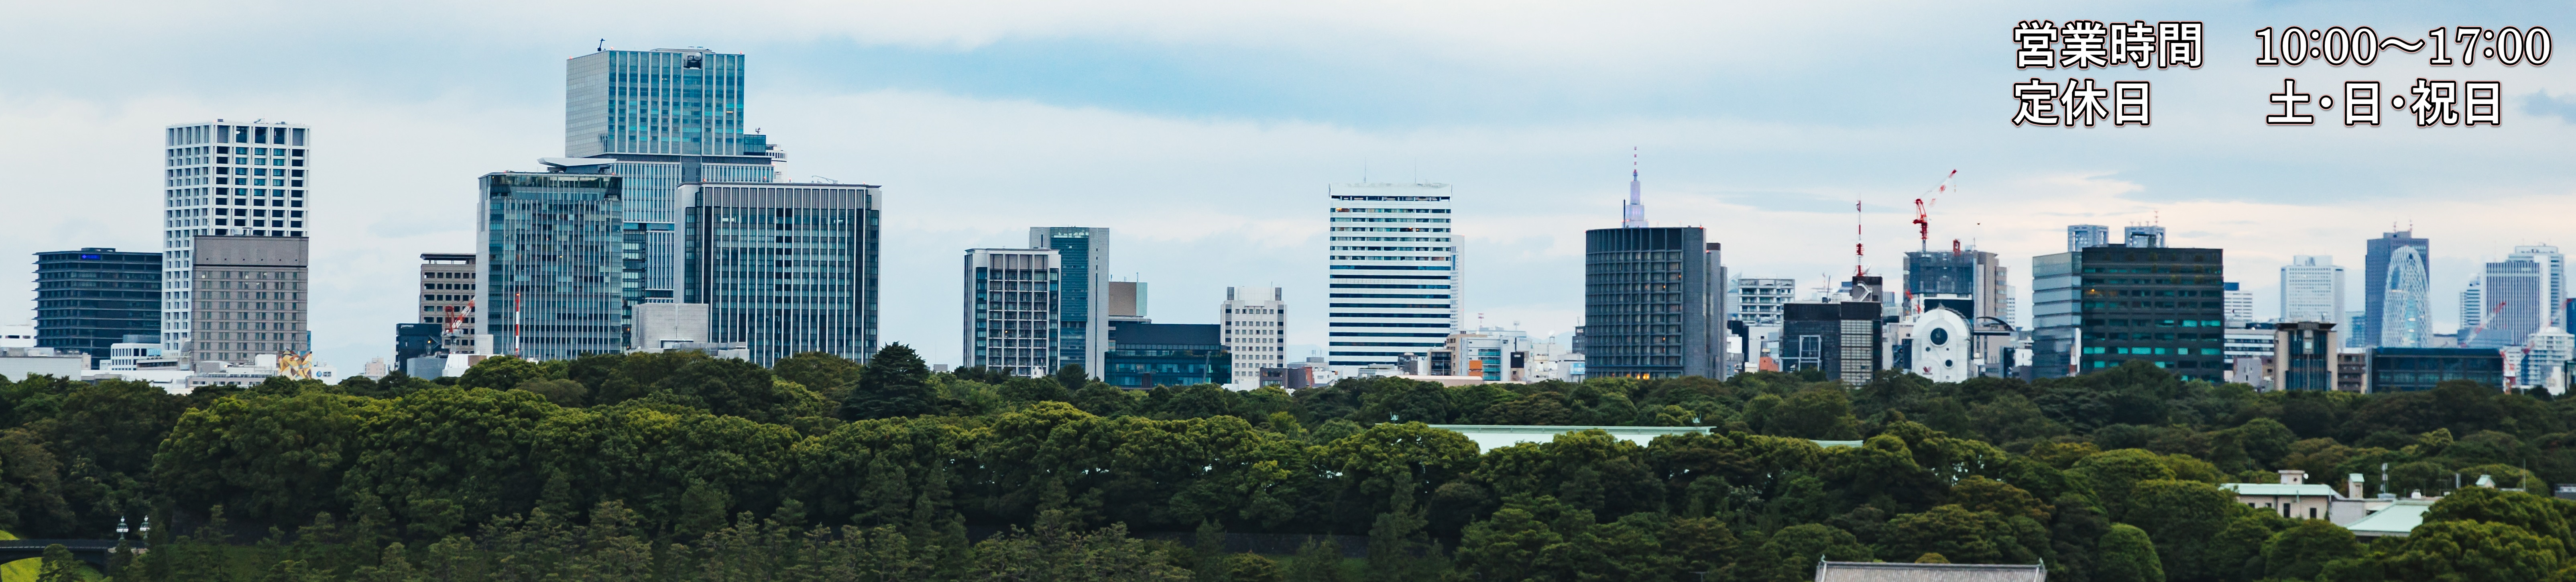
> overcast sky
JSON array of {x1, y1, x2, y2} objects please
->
[{"x1": 6, "y1": 1, "x2": 2574, "y2": 370}]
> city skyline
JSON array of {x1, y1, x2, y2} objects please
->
[{"x1": 6, "y1": 4, "x2": 2576, "y2": 370}]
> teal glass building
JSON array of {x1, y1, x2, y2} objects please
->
[
  {"x1": 477, "y1": 169, "x2": 631, "y2": 360},
  {"x1": 35, "y1": 248, "x2": 161, "y2": 358},
  {"x1": 682, "y1": 183, "x2": 883, "y2": 365}
]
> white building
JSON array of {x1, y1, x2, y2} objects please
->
[
  {"x1": 161, "y1": 121, "x2": 314, "y2": 365},
  {"x1": 0, "y1": 324, "x2": 31, "y2": 348},
  {"x1": 1221, "y1": 286, "x2": 1287, "y2": 390},
  {"x1": 2461, "y1": 276, "x2": 2485, "y2": 333},
  {"x1": 2523, "y1": 327, "x2": 2572, "y2": 394},
  {"x1": 2511, "y1": 245, "x2": 2567, "y2": 327},
  {"x1": 962, "y1": 248, "x2": 1062, "y2": 376},
  {"x1": 1326, "y1": 183, "x2": 1458, "y2": 367},
  {"x1": 2281, "y1": 255, "x2": 2346, "y2": 323},
  {"x1": 2224, "y1": 282, "x2": 2257, "y2": 323}
]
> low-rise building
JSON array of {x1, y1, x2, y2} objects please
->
[{"x1": 2368, "y1": 347, "x2": 2506, "y2": 392}]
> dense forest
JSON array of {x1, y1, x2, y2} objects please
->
[{"x1": 4, "y1": 343, "x2": 2576, "y2": 580}]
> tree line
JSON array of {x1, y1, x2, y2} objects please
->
[{"x1": 0, "y1": 345, "x2": 2571, "y2": 580}]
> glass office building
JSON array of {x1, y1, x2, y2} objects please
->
[
  {"x1": 477, "y1": 170, "x2": 631, "y2": 360},
  {"x1": 1033, "y1": 227, "x2": 1111, "y2": 375},
  {"x1": 2032, "y1": 245, "x2": 2228, "y2": 381},
  {"x1": 1582, "y1": 227, "x2": 1723, "y2": 378},
  {"x1": 1105, "y1": 321, "x2": 1230, "y2": 388},
  {"x1": 564, "y1": 48, "x2": 780, "y2": 301},
  {"x1": 683, "y1": 183, "x2": 883, "y2": 365},
  {"x1": 34, "y1": 248, "x2": 161, "y2": 358}
]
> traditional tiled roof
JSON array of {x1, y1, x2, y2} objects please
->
[{"x1": 1814, "y1": 561, "x2": 2047, "y2": 582}]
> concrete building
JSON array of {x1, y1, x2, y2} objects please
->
[
  {"x1": 2469, "y1": 260, "x2": 2545, "y2": 348},
  {"x1": 1903, "y1": 248, "x2": 2010, "y2": 376},
  {"x1": 476, "y1": 167, "x2": 629, "y2": 360},
  {"x1": 415, "y1": 253, "x2": 478, "y2": 353},
  {"x1": 962, "y1": 248, "x2": 1060, "y2": 376},
  {"x1": 2519, "y1": 327, "x2": 2573, "y2": 391},
  {"x1": 35, "y1": 248, "x2": 160, "y2": 359},
  {"x1": 1782, "y1": 282, "x2": 1883, "y2": 386},
  {"x1": 1104, "y1": 321, "x2": 1229, "y2": 388},
  {"x1": 2031, "y1": 244, "x2": 2228, "y2": 380},
  {"x1": 1033, "y1": 227, "x2": 1111, "y2": 375},
  {"x1": 0, "y1": 347, "x2": 92, "y2": 381},
  {"x1": 2281, "y1": 255, "x2": 2346, "y2": 323},
  {"x1": 1107, "y1": 281, "x2": 1149, "y2": 323},
  {"x1": 2273, "y1": 322, "x2": 2343, "y2": 391},
  {"x1": 1221, "y1": 286, "x2": 1286, "y2": 389},
  {"x1": 160, "y1": 121, "x2": 313, "y2": 363},
  {"x1": 2365, "y1": 231, "x2": 2432, "y2": 347},
  {"x1": 185, "y1": 236, "x2": 310, "y2": 366},
  {"x1": 2067, "y1": 225, "x2": 2112, "y2": 251},
  {"x1": 1326, "y1": 183, "x2": 1457, "y2": 366},
  {"x1": 1583, "y1": 226, "x2": 1724, "y2": 379},
  {"x1": 2124, "y1": 225, "x2": 2167, "y2": 247},
  {"x1": 1730, "y1": 278, "x2": 1797, "y2": 325},
  {"x1": 2224, "y1": 282, "x2": 2257, "y2": 322},
  {"x1": 682, "y1": 182, "x2": 883, "y2": 365},
  {"x1": 564, "y1": 49, "x2": 782, "y2": 302},
  {"x1": 631, "y1": 302, "x2": 712, "y2": 351}
]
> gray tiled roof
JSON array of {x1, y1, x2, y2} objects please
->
[{"x1": 1815, "y1": 561, "x2": 2047, "y2": 582}]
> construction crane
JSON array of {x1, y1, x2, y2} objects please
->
[
  {"x1": 2460, "y1": 300, "x2": 2509, "y2": 346},
  {"x1": 440, "y1": 299, "x2": 476, "y2": 355}
]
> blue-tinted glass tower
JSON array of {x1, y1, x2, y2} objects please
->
[
  {"x1": 682, "y1": 182, "x2": 883, "y2": 365},
  {"x1": 564, "y1": 48, "x2": 779, "y2": 302},
  {"x1": 34, "y1": 248, "x2": 161, "y2": 358},
  {"x1": 1032, "y1": 227, "x2": 1109, "y2": 376},
  {"x1": 476, "y1": 167, "x2": 631, "y2": 360}
]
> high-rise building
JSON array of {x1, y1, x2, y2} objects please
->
[
  {"x1": 2067, "y1": 225, "x2": 2112, "y2": 252},
  {"x1": 962, "y1": 248, "x2": 1061, "y2": 376},
  {"x1": 188, "y1": 236, "x2": 311, "y2": 365},
  {"x1": 1782, "y1": 279, "x2": 1883, "y2": 386},
  {"x1": 1326, "y1": 183, "x2": 1457, "y2": 366},
  {"x1": 416, "y1": 253, "x2": 479, "y2": 353},
  {"x1": 564, "y1": 49, "x2": 783, "y2": 303},
  {"x1": 2280, "y1": 255, "x2": 2345, "y2": 323},
  {"x1": 34, "y1": 248, "x2": 160, "y2": 359},
  {"x1": 1583, "y1": 229, "x2": 1724, "y2": 378},
  {"x1": 159, "y1": 121, "x2": 313, "y2": 362},
  {"x1": 2222, "y1": 282, "x2": 2256, "y2": 322},
  {"x1": 682, "y1": 182, "x2": 883, "y2": 365},
  {"x1": 1033, "y1": 227, "x2": 1110, "y2": 374},
  {"x1": 2469, "y1": 260, "x2": 2546, "y2": 349},
  {"x1": 2031, "y1": 244, "x2": 2226, "y2": 380},
  {"x1": 2123, "y1": 225, "x2": 2167, "y2": 248},
  {"x1": 2364, "y1": 231, "x2": 2431, "y2": 347},
  {"x1": 476, "y1": 166, "x2": 631, "y2": 360},
  {"x1": 2511, "y1": 245, "x2": 2566, "y2": 327},
  {"x1": 1730, "y1": 278, "x2": 1797, "y2": 325},
  {"x1": 1221, "y1": 286, "x2": 1286, "y2": 388},
  {"x1": 2271, "y1": 321, "x2": 2342, "y2": 391},
  {"x1": 2461, "y1": 276, "x2": 2486, "y2": 333}
]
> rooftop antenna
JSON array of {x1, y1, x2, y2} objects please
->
[
  {"x1": 1623, "y1": 147, "x2": 1648, "y2": 228},
  {"x1": 597, "y1": 39, "x2": 606, "y2": 52}
]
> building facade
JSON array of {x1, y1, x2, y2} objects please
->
[
  {"x1": 160, "y1": 121, "x2": 313, "y2": 363},
  {"x1": 682, "y1": 182, "x2": 883, "y2": 365},
  {"x1": 1583, "y1": 227, "x2": 1724, "y2": 378},
  {"x1": 1221, "y1": 286, "x2": 1286, "y2": 388},
  {"x1": 2369, "y1": 348, "x2": 2506, "y2": 392},
  {"x1": 1105, "y1": 321, "x2": 1229, "y2": 388},
  {"x1": 1782, "y1": 300, "x2": 1881, "y2": 385},
  {"x1": 1033, "y1": 227, "x2": 1111, "y2": 375},
  {"x1": 2067, "y1": 225, "x2": 2112, "y2": 251},
  {"x1": 2281, "y1": 255, "x2": 2346, "y2": 323},
  {"x1": 2033, "y1": 245, "x2": 2228, "y2": 380},
  {"x1": 564, "y1": 48, "x2": 781, "y2": 303},
  {"x1": 1326, "y1": 183, "x2": 1457, "y2": 366},
  {"x1": 34, "y1": 248, "x2": 159, "y2": 359},
  {"x1": 2511, "y1": 245, "x2": 2567, "y2": 328},
  {"x1": 962, "y1": 248, "x2": 1061, "y2": 376},
  {"x1": 2364, "y1": 231, "x2": 2431, "y2": 347},
  {"x1": 2470, "y1": 261, "x2": 2544, "y2": 348},
  {"x1": 2273, "y1": 322, "x2": 2342, "y2": 391},
  {"x1": 476, "y1": 169, "x2": 630, "y2": 360},
  {"x1": 2224, "y1": 282, "x2": 2257, "y2": 322},
  {"x1": 416, "y1": 253, "x2": 479, "y2": 353},
  {"x1": 1904, "y1": 249, "x2": 2010, "y2": 375},
  {"x1": 189, "y1": 236, "x2": 311, "y2": 366}
]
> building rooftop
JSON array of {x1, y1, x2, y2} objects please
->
[
  {"x1": 2218, "y1": 483, "x2": 2345, "y2": 498},
  {"x1": 2344, "y1": 499, "x2": 2434, "y2": 537},
  {"x1": 1814, "y1": 561, "x2": 2047, "y2": 582},
  {"x1": 1425, "y1": 425, "x2": 1861, "y2": 453}
]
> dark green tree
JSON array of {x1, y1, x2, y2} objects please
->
[
  {"x1": 2095, "y1": 524, "x2": 2164, "y2": 582},
  {"x1": 841, "y1": 343, "x2": 938, "y2": 420},
  {"x1": 773, "y1": 351, "x2": 865, "y2": 399},
  {"x1": 2262, "y1": 519, "x2": 2362, "y2": 580},
  {"x1": 454, "y1": 355, "x2": 543, "y2": 391}
]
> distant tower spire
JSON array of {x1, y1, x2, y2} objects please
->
[{"x1": 1622, "y1": 147, "x2": 1647, "y2": 228}]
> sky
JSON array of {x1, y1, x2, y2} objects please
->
[{"x1": 4, "y1": 1, "x2": 2574, "y2": 370}]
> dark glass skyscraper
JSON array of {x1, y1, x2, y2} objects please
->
[
  {"x1": 34, "y1": 248, "x2": 160, "y2": 358},
  {"x1": 1033, "y1": 227, "x2": 1110, "y2": 375},
  {"x1": 682, "y1": 182, "x2": 883, "y2": 365}
]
